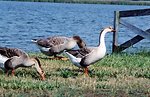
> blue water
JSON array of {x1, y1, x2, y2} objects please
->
[{"x1": 0, "y1": 1, "x2": 150, "y2": 53}]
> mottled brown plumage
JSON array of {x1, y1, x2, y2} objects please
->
[
  {"x1": 0, "y1": 47, "x2": 27, "y2": 58},
  {"x1": 32, "y1": 35, "x2": 86, "y2": 60}
]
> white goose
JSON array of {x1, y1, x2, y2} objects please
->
[
  {"x1": 32, "y1": 35, "x2": 86, "y2": 60},
  {"x1": 64, "y1": 27, "x2": 115, "y2": 76},
  {"x1": 0, "y1": 47, "x2": 45, "y2": 80}
]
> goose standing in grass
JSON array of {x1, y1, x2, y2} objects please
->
[
  {"x1": 32, "y1": 35, "x2": 86, "y2": 60},
  {"x1": 0, "y1": 47, "x2": 45, "y2": 80},
  {"x1": 64, "y1": 27, "x2": 116, "y2": 76}
]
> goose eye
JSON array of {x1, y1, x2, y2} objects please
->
[{"x1": 109, "y1": 26, "x2": 112, "y2": 29}]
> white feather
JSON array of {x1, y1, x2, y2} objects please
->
[
  {"x1": 64, "y1": 51, "x2": 82, "y2": 68},
  {"x1": 0, "y1": 54, "x2": 9, "y2": 64},
  {"x1": 38, "y1": 46, "x2": 50, "y2": 52},
  {"x1": 31, "y1": 39, "x2": 37, "y2": 43},
  {"x1": 0, "y1": 54, "x2": 9, "y2": 69}
]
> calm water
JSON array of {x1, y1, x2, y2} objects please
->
[{"x1": 0, "y1": 1, "x2": 150, "y2": 53}]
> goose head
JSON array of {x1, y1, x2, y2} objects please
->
[
  {"x1": 102, "y1": 26, "x2": 116, "y2": 33},
  {"x1": 32, "y1": 57, "x2": 45, "y2": 80},
  {"x1": 73, "y1": 36, "x2": 86, "y2": 48},
  {"x1": 97, "y1": 26, "x2": 116, "y2": 47}
]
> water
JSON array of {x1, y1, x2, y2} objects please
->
[{"x1": 0, "y1": 1, "x2": 150, "y2": 53}]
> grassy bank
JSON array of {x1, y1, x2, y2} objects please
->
[
  {"x1": 2, "y1": 0, "x2": 150, "y2": 5},
  {"x1": 0, "y1": 52, "x2": 149, "y2": 96}
]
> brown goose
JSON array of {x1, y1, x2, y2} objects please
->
[
  {"x1": 64, "y1": 27, "x2": 116, "y2": 76},
  {"x1": 32, "y1": 36, "x2": 86, "y2": 60},
  {"x1": 0, "y1": 47, "x2": 45, "y2": 80}
]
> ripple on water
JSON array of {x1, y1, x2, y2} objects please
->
[{"x1": 0, "y1": 1, "x2": 149, "y2": 53}]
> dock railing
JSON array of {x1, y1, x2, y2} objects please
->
[{"x1": 112, "y1": 8, "x2": 150, "y2": 52}]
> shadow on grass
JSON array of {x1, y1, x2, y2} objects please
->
[
  {"x1": 14, "y1": 69, "x2": 42, "y2": 80},
  {"x1": 56, "y1": 68, "x2": 118, "y2": 80},
  {"x1": 37, "y1": 56, "x2": 69, "y2": 61},
  {"x1": 56, "y1": 68, "x2": 97, "y2": 78},
  {"x1": 137, "y1": 51, "x2": 150, "y2": 57},
  {"x1": 56, "y1": 68, "x2": 80, "y2": 78},
  {"x1": 37, "y1": 56, "x2": 53, "y2": 60}
]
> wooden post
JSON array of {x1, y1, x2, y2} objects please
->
[
  {"x1": 112, "y1": 8, "x2": 150, "y2": 53},
  {"x1": 112, "y1": 11, "x2": 120, "y2": 52},
  {"x1": 119, "y1": 8, "x2": 150, "y2": 17},
  {"x1": 116, "y1": 28, "x2": 150, "y2": 52},
  {"x1": 118, "y1": 35, "x2": 144, "y2": 52},
  {"x1": 120, "y1": 20, "x2": 150, "y2": 40}
]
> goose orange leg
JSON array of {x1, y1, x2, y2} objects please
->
[
  {"x1": 84, "y1": 67, "x2": 89, "y2": 77},
  {"x1": 11, "y1": 69, "x2": 15, "y2": 76},
  {"x1": 5, "y1": 69, "x2": 15, "y2": 76},
  {"x1": 40, "y1": 72, "x2": 46, "y2": 81}
]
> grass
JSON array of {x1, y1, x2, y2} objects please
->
[{"x1": 0, "y1": 52, "x2": 150, "y2": 96}]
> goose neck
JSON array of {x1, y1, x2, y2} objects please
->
[{"x1": 98, "y1": 30, "x2": 107, "y2": 48}]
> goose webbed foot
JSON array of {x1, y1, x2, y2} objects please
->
[{"x1": 11, "y1": 69, "x2": 15, "y2": 76}]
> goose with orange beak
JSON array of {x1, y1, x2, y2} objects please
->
[{"x1": 64, "y1": 27, "x2": 116, "y2": 76}]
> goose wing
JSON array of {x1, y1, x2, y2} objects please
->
[
  {"x1": 47, "y1": 36, "x2": 68, "y2": 47},
  {"x1": 80, "y1": 47, "x2": 104, "y2": 67},
  {"x1": 34, "y1": 36, "x2": 68, "y2": 48},
  {"x1": 33, "y1": 39, "x2": 51, "y2": 48},
  {"x1": 46, "y1": 36, "x2": 70, "y2": 53},
  {"x1": 0, "y1": 47, "x2": 27, "y2": 58},
  {"x1": 67, "y1": 47, "x2": 95, "y2": 58}
]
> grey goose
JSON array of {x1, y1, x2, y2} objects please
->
[
  {"x1": 0, "y1": 47, "x2": 45, "y2": 80},
  {"x1": 32, "y1": 35, "x2": 86, "y2": 60}
]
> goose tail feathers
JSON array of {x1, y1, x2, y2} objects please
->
[
  {"x1": 64, "y1": 50, "x2": 82, "y2": 68},
  {"x1": 64, "y1": 51, "x2": 77, "y2": 60},
  {"x1": 31, "y1": 39, "x2": 38, "y2": 43}
]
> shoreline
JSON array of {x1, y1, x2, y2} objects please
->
[{"x1": 2, "y1": 0, "x2": 150, "y2": 5}]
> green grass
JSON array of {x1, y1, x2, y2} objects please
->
[{"x1": 0, "y1": 52, "x2": 149, "y2": 96}]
